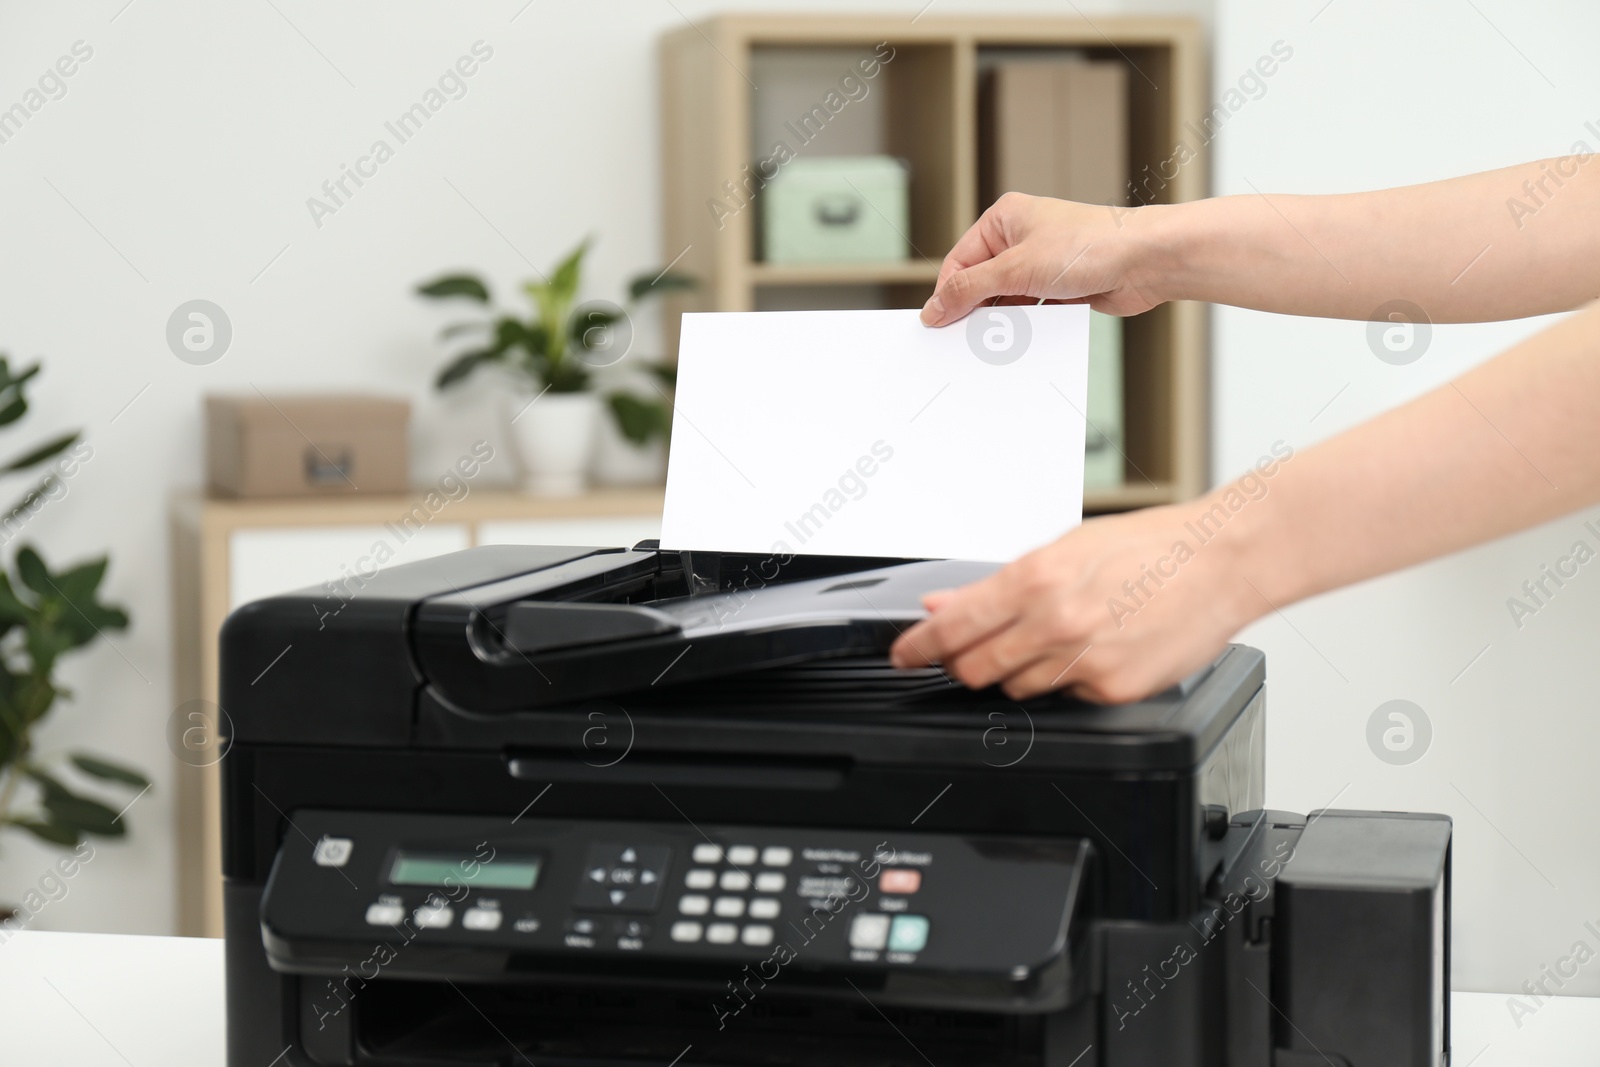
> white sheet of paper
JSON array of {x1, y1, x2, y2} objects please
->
[{"x1": 660, "y1": 305, "x2": 1091, "y2": 562}]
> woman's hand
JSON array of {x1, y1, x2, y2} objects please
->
[
  {"x1": 889, "y1": 495, "x2": 1272, "y2": 703},
  {"x1": 920, "y1": 192, "x2": 1172, "y2": 327}
]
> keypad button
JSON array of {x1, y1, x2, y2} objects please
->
[
  {"x1": 720, "y1": 871, "x2": 751, "y2": 892},
  {"x1": 754, "y1": 872, "x2": 786, "y2": 893},
  {"x1": 760, "y1": 846, "x2": 793, "y2": 867},
  {"x1": 365, "y1": 903, "x2": 404, "y2": 926},
  {"x1": 685, "y1": 868, "x2": 716, "y2": 890},
  {"x1": 692, "y1": 844, "x2": 723, "y2": 864},
  {"x1": 741, "y1": 924, "x2": 774, "y2": 946},
  {"x1": 574, "y1": 843, "x2": 672, "y2": 913},
  {"x1": 849, "y1": 914, "x2": 891, "y2": 950},
  {"x1": 748, "y1": 898, "x2": 780, "y2": 920},
  {"x1": 726, "y1": 845, "x2": 758, "y2": 866},
  {"x1": 414, "y1": 904, "x2": 454, "y2": 930},
  {"x1": 678, "y1": 894, "x2": 710, "y2": 916},
  {"x1": 879, "y1": 868, "x2": 922, "y2": 894},
  {"x1": 313, "y1": 836, "x2": 354, "y2": 867},
  {"x1": 706, "y1": 923, "x2": 738, "y2": 944},
  {"x1": 888, "y1": 915, "x2": 930, "y2": 953},
  {"x1": 713, "y1": 897, "x2": 746, "y2": 918},
  {"x1": 462, "y1": 908, "x2": 502, "y2": 931},
  {"x1": 671, "y1": 921, "x2": 704, "y2": 943}
]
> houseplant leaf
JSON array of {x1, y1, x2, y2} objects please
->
[
  {"x1": 607, "y1": 393, "x2": 670, "y2": 445},
  {"x1": 43, "y1": 792, "x2": 125, "y2": 837},
  {"x1": 1, "y1": 431, "x2": 78, "y2": 473},
  {"x1": 28, "y1": 769, "x2": 125, "y2": 837},
  {"x1": 627, "y1": 270, "x2": 697, "y2": 302},
  {"x1": 14, "y1": 547, "x2": 127, "y2": 655},
  {"x1": 416, "y1": 274, "x2": 491, "y2": 302},
  {"x1": 0, "y1": 357, "x2": 41, "y2": 428},
  {"x1": 52, "y1": 557, "x2": 107, "y2": 605},
  {"x1": 15, "y1": 545, "x2": 51, "y2": 597},
  {"x1": 10, "y1": 818, "x2": 79, "y2": 847},
  {"x1": 71, "y1": 753, "x2": 150, "y2": 789},
  {"x1": 547, "y1": 239, "x2": 589, "y2": 304},
  {"x1": 434, "y1": 348, "x2": 503, "y2": 390},
  {"x1": 0, "y1": 572, "x2": 33, "y2": 627},
  {"x1": 570, "y1": 306, "x2": 623, "y2": 354},
  {"x1": 524, "y1": 238, "x2": 590, "y2": 362}
]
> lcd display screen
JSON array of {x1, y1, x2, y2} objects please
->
[{"x1": 388, "y1": 851, "x2": 541, "y2": 890}]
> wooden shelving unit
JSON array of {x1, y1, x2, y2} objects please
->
[{"x1": 660, "y1": 14, "x2": 1209, "y2": 508}]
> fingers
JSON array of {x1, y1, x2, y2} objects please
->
[
  {"x1": 934, "y1": 207, "x2": 1010, "y2": 292},
  {"x1": 921, "y1": 247, "x2": 1032, "y2": 327},
  {"x1": 889, "y1": 570, "x2": 1022, "y2": 668},
  {"x1": 997, "y1": 646, "x2": 1096, "y2": 701},
  {"x1": 943, "y1": 619, "x2": 1054, "y2": 691}
]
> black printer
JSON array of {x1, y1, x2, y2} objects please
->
[{"x1": 221, "y1": 544, "x2": 1452, "y2": 1067}]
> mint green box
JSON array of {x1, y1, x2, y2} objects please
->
[
  {"x1": 1084, "y1": 312, "x2": 1125, "y2": 489},
  {"x1": 762, "y1": 156, "x2": 910, "y2": 264}
]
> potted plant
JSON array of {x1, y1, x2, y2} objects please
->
[
  {"x1": 416, "y1": 239, "x2": 693, "y2": 495},
  {"x1": 0, "y1": 355, "x2": 144, "y2": 921}
]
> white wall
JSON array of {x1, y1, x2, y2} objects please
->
[
  {"x1": 0, "y1": 0, "x2": 1219, "y2": 938},
  {"x1": 1215, "y1": 0, "x2": 1600, "y2": 997}
]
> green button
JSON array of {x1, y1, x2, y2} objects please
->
[{"x1": 888, "y1": 915, "x2": 929, "y2": 953}]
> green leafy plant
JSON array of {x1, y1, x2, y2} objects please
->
[
  {"x1": 0, "y1": 354, "x2": 145, "y2": 852},
  {"x1": 416, "y1": 238, "x2": 694, "y2": 444}
]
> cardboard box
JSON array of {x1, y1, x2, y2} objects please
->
[
  {"x1": 762, "y1": 156, "x2": 910, "y2": 264},
  {"x1": 205, "y1": 394, "x2": 410, "y2": 498},
  {"x1": 979, "y1": 60, "x2": 1129, "y2": 207}
]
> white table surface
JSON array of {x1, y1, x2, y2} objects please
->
[{"x1": 1, "y1": 930, "x2": 1595, "y2": 1065}]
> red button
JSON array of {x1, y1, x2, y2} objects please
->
[{"x1": 879, "y1": 868, "x2": 922, "y2": 894}]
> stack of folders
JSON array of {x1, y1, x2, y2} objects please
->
[{"x1": 980, "y1": 59, "x2": 1129, "y2": 489}]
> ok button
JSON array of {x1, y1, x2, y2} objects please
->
[{"x1": 610, "y1": 867, "x2": 638, "y2": 884}]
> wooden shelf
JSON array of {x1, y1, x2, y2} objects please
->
[
  {"x1": 749, "y1": 259, "x2": 943, "y2": 286},
  {"x1": 173, "y1": 486, "x2": 665, "y2": 532},
  {"x1": 661, "y1": 14, "x2": 1210, "y2": 507}
]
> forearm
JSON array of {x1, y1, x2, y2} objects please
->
[
  {"x1": 1141, "y1": 159, "x2": 1600, "y2": 321},
  {"x1": 1234, "y1": 303, "x2": 1600, "y2": 610}
]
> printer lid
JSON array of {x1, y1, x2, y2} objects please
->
[{"x1": 411, "y1": 546, "x2": 1000, "y2": 710}]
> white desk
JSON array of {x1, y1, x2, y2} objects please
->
[{"x1": 2, "y1": 931, "x2": 1595, "y2": 1064}]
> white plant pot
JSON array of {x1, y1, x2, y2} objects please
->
[
  {"x1": 508, "y1": 390, "x2": 601, "y2": 496},
  {"x1": 592, "y1": 405, "x2": 668, "y2": 487}
]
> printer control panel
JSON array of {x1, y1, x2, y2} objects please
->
[{"x1": 262, "y1": 809, "x2": 1088, "y2": 982}]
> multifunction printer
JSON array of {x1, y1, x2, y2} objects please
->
[{"x1": 221, "y1": 544, "x2": 1451, "y2": 1066}]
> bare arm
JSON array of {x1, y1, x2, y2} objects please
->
[
  {"x1": 891, "y1": 303, "x2": 1600, "y2": 703},
  {"x1": 922, "y1": 158, "x2": 1600, "y2": 327},
  {"x1": 1247, "y1": 302, "x2": 1600, "y2": 605}
]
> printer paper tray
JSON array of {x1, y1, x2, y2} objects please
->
[{"x1": 413, "y1": 553, "x2": 1001, "y2": 710}]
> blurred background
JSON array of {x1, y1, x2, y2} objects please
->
[{"x1": 0, "y1": 0, "x2": 1596, "y2": 1003}]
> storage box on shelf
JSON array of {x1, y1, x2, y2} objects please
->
[{"x1": 660, "y1": 14, "x2": 1208, "y2": 509}]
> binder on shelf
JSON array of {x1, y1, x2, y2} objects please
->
[{"x1": 978, "y1": 60, "x2": 1130, "y2": 208}]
